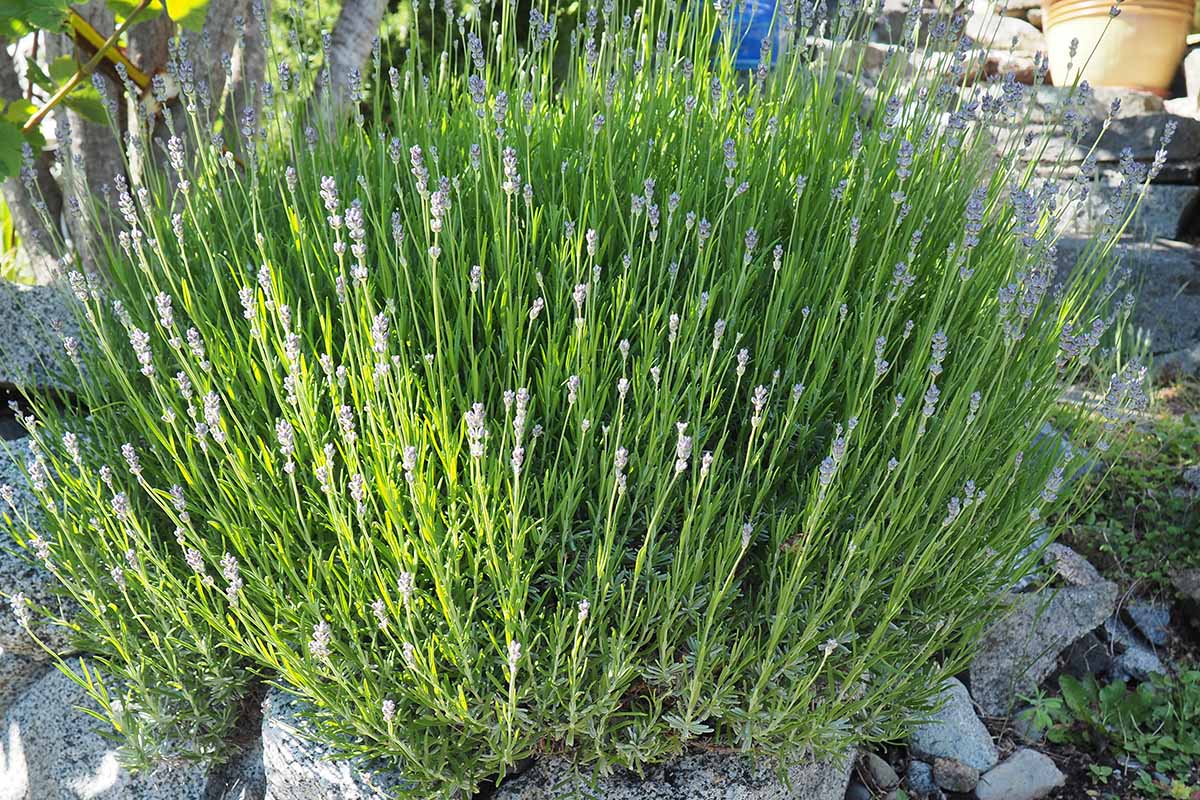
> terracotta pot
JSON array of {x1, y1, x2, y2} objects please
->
[{"x1": 1042, "y1": 0, "x2": 1192, "y2": 93}]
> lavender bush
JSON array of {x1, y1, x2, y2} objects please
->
[{"x1": 3, "y1": 0, "x2": 1154, "y2": 795}]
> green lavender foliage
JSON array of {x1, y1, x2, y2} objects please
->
[{"x1": 3, "y1": 0, "x2": 1154, "y2": 795}]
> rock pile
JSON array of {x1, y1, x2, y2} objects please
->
[{"x1": 840, "y1": 537, "x2": 1186, "y2": 800}]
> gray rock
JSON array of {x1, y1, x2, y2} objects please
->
[
  {"x1": 932, "y1": 757, "x2": 979, "y2": 793},
  {"x1": 1173, "y1": 568, "x2": 1200, "y2": 621},
  {"x1": 981, "y1": 49, "x2": 1037, "y2": 85},
  {"x1": 1050, "y1": 111, "x2": 1200, "y2": 166},
  {"x1": 493, "y1": 752, "x2": 853, "y2": 800},
  {"x1": 0, "y1": 650, "x2": 46, "y2": 714},
  {"x1": 970, "y1": 581, "x2": 1119, "y2": 716},
  {"x1": 1126, "y1": 602, "x2": 1170, "y2": 646},
  {"x1": 1111, "y1": 645, "x2": 1166, "y2": 683},
  {"x1": 1029, "y1": 424, "x2": 1096, "y2": 487},
  {"x1": 210, "y1": 740, "x2": 265, "y2": 800},
  {"x1": 0, "y1": 438, "x2": 75, "y2": 658},
  {"x1": 844, "y1": 780, "x2": 872, "y2": 800},
  {"x1": 1025, "y1": 85, "x2": 1165, "y2": 124},
  {"x1": 862, "y1": 751, "x2": 900, "y2": 790},
  {"x1": 1056, "y1": 238, "x2": 1200, "y2": 371},
  {"x1": 0, "y1": 282, "x2": 78, "y2": 392},
  {"x1": 261, "y1": 688, "x2": 410, "y2": 800},
  {"x1": 870, "y1": 0, "x2": 942, "y2": 46},
  {"x1": 908, "y1": 678, "x2": 998, "y2": 772},
  {"x1": 0, "y1": 662, "x2": 210, "y2": 799},
  {"x1": 964, "y1": 6, "x2": 1045, "y2": 54},
  {"x1": 1042, "y1": 543, "x2": 1104, "y2": 587},
  {"x1": 975, "y1": 749, "x2": 1065, "y2": 800},
  {"x1": 1183, "y1": 465, "x2": 1200, "y2": 491},
  {"x1": 1060, "y1": 631, "x2": 1112, "y2": 679},
  {"x1": 1058, "y1": 182, "x2": 1197, "y2": 244},
  {"x1": 1158, "y1": 341, "x2": 1200, "y2": 378},
  {"x1": 1008, "y1": 530, "x2": 1050, "y2": 594},
  {"x1": 903, "y1": 760, "x2": 943, "y2": 799},
  {"x1": 1102, "y1": 616, "x2": 1165, "y2": 682}
]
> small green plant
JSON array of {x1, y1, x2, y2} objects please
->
[
  {"x1": 1089, "y1": 763, "x2": 1115, "y2": 784},
  {"x1": 1018, "y1": 685, "x2": 1063, "y2": 739},
  {"x1": 1042, "y1": 672, "x2": 1200, "y2": 796}
]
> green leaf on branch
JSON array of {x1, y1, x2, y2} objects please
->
[
  {"x1": 0, "y1": 119, "x2": 25, "y2": 181},
  {"x1": 62, "y1": 86, "x2": 109, "y2": 125},
  {"x1": 39, "y1": 57, "x2": 110, "y2": 125},
  {"x1": 2, "y1": 100, "x2": 38, "y2": 126},
  {"x1": 0, "y1": 0, "x2": 72, "y2": 32},
  {"x1": 23, "y1": 61, "x2": 54, "y2": 93},
  {"x1": 1, "y1": 101, "x2": 45, "y2": 153},
  {"x1": 48, "y1": 55, "x2": 80, "y2": 85},
  {"x1": 0, "y1": 20, "x2": 30, "y2": 38}
]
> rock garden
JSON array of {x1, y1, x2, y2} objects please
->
[{"x1": 0, "y1": 0, "x2": 1198, "y2": 799}]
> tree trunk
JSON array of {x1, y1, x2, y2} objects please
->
[
  {"x1": 47, "y1": 1, "x2": 127, "y2": 273},
  {"x1": 230, "y1": 2, "x2": 267, "y2": 159},
  {"x1": 0, "y1": 40, "x2": 63, "y2": 282},
  {"x1": 314, "y1": 0, "x2": 385, "y2": 123}
]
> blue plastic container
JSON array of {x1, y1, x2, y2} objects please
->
[{"x1": 721, "y1": 0, "x2": 781, "y2": 70}]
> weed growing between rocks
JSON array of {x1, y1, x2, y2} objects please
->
[
  {"x1": 1026, "y1": 670, "x2": 1200, "y2": 797},
  {"x1": 1, "y1": 0, "x2": 1160, "y2": 795}
]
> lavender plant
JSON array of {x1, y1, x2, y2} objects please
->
[{"x1": 3, "y1": 0, "x2": 1155, "y2": 795}]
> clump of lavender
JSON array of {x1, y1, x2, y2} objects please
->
[{"x1": 5, "y1": 1, "x2": 1151, "y2": 794}]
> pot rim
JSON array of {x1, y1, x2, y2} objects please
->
[{"x1": 1043, "y1": 3, "x2": 1193, "y2": 24}]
